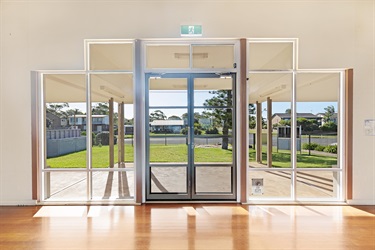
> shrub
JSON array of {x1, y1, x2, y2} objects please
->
[
  {"x1": 315, "y1": 145, "x2": 326, "y2": 151},
  {"x1": 95, "y1": 132, "x2": 117, "y2": 146},
  {"x1": 324, "y1": 145, "x2": 337, "y2": 154},
  {"x1": 302, "y1": 143, "x2": 319, "y2": 150},
  {"x1": 205, "y1": 127, "x2": 219, "y2": 134}
]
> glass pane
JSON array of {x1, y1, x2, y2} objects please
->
[
  {"x1": 149, "y1": 78, "x2": 187, "y2": 107},
  {"x1": 195, "y1": 166, "x2": 232, "y2": 193},
  {"x1": 193, "y1": 107, "x2": 233, "y2": 162},
  {"x1": 92, "y1": 171, "x2": 134, "y2": 200},
  {"x1": 194, "y1": 77, "x2": 233, "y2": 107},
  {"x1": 296, "y1": 73, "x2": 339, "y2": 169},
  {"x1": 44, "y1": 171, "x2": 87, "y2": 201},
  {"x1": 91, "y1": 74, "x2": 134, "y2": 169},
  {"x1": 146, "y1": 45, "x2": 190, "y2": 68},
  {"x1": 248, "y1": 170, "x2": 292, "y2": 198},
  {"x1": 248, "y1": 42, "x2": 294, "y2": 70},
  {"x1": 89, "y1": 43, "x2": 133, "y2": 71},
  {"x1": 44, "y1": 74, "x2": 87, "y2": 169},
  {"x1": 151, "y1": 166, "x2": 187, "y2": 193},
  {"x1": 192, "y1": 45, "x2": 234, "y2": 68},
  {"x1": 249, "y1": 73, "x2": 292, "y2": 168},
  {"x1": 296, "y1": 171, "x2": 340, "y2": 199}
]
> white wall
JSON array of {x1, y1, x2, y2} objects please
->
[{"x1": 1, "y1": 0, "x2": 374, "y2": 205}]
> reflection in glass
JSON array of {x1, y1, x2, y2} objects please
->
[
  {"x1": 195, "y1": 166, "x2": 232, "y2": 193},
  {"x1": 296, "y1": 171, "x2": 339, "y2": 198},
  {"x1": 151, "y1": 167, "x2": 187, "y2": 193}
]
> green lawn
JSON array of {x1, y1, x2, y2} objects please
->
[
  {"x1": 47, "y1": 144, "x2": 336, "y2": 168},
  {"x1": 249, "y1": 147, "x2": 337, "y2": 168}
]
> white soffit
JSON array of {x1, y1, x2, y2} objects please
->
[
  {"x1": 249, "y1": 72, "x2": 340, "y2": 103},
  {"x1": 44, "y1": 73, "x2": 134, "y2": 104}
]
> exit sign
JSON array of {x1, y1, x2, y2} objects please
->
[{"x1": 181, "y1": 25, "x2": 202, "y2": 36}]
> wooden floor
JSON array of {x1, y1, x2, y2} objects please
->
[{"x1": 0, "y1": 204, "x2": 374, "y2": 250}]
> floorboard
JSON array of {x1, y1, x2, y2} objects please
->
[{"x1": 0, "y1": 204, "x2": 374, "y2": 250}]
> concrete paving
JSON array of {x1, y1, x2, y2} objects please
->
[{"x1": 45, "y1": 162, "x2": 336, "y2": 201}]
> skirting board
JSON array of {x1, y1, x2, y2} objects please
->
[
  {"x1": 0, "y1": 200, "x2": 37, "y2": 206},
  {"x1": 347, "y1": 199, "x2": 375, "y2": 205}
]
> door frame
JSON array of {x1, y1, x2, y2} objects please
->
[{"x1": 145, "y1": 73, "x2": 237, "y2": 201}]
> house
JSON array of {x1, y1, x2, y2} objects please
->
[
  {"x1": 46, "y1": 112, "x2": 68, "y2": 129},
  {"x1": 150, "y1": 120, "x2": 185, "y2": 134},
  {"x1": 68, "y1": 115, "x2": 109, "y2": 132},
  {"x1": 272, "y1": 113, "x2": 322, "y2": 126},
  {"x1": 317, "y1": 113, "x2": 338, "y2": 125}
]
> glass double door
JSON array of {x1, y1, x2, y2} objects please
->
[{"x1": 146, "y1": 73, "x2": 236, "y2": 200}]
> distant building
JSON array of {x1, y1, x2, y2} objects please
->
[
  {"x1": 272, "y1": 113, "x2": 322, "y2": 125},
  {"x1": 316, "y1": 113, "x2": 338, "y2": 125},
  {"x1": 68, "y1": 115, "x2": 109, "y2": 132},
  {"x1": 150, "y1": 120, "x2": 185, "y2": 134},
  {"x1": 46, "y1": 112, "x2": 68, "y2": 129}
]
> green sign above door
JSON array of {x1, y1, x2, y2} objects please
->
[{"x1": 180, "y1": 25, "x2": 202, "y2": 36}]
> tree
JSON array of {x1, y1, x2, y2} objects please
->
[
  {"x1": 285, "y1": 108, "x2": 291, "y2": 114},
  {"x1": 321, "y1": 121, "x2": 337, "y2": 132},
  {"x1": 297, "y1": 118, "x2": 319, "y2": 133},
  {"x1": 149, "y1": 110, "x2": 166, "y2": 122},
  {"x1": 203, "y1": 90, "x2": 232, "y2": 149},
  {"x1": 248, "y1": 105, "x2": 256, "y2": 129},
  {"x1": 46, "y1": 103, "x2": 69, "y2": 116},
  {"x1": 92, "y1": 103, "x2": 109, "y2": 115},
  {"x1": 323, "y1": 105, "x2": 335, "y2": 123},
  {"x1": 168, "y1": 115, "x2": 181, "y2": 120}
]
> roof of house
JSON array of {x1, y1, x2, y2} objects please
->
[
  {"x1": 272, "y1": 113, "x2": 319, "y2": 119},
  {"x1": 150, "y1": 120, "x2": 185, "y2": 126},
  {"x1": 68, "y1": 115, "x2": 107, "y2": 118}
]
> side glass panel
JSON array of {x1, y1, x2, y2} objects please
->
[
  {"x1": 192, "y1": 45, "x2": 234, "y2": 69},
  {"x1": 146, "y1": 45, "x2": 190, "y2": 69},
  {"x1": 43, "y1": 172, "x2": 87, "y2": 201},
  {"x1": 296, "y1": 73, "x2": 339, "y2": 169},
  {"x1": 248, "y1": 170, "x2": 292, "y2": 198},
  {"x1": 90, "y1": 74, "x2": 134, "y2": 169},
  {"x1": 92, "y1": 171, "x2": 134, "y2": 199},
  {"x1": 248, "y1": 73, "x2": 293, "y2": 169},
  {"x1": 89, "y1": 43, "x2": 133, "y2": 71},
  {"x1": 296, "y1": 171, "x2": 340, "y2": 199},
  {"x1": 44, "y1": 74, "x2": 87, "y2": 170}
]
